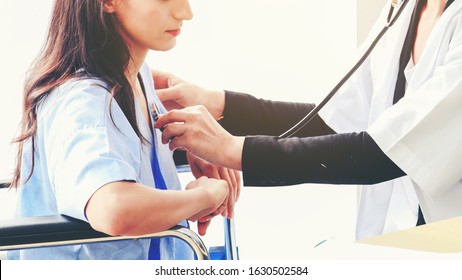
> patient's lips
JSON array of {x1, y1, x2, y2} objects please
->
[{"x1": 166, "y1": 29, "x2": 181, "y2": 37}]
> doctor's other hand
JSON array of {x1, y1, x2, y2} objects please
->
[
  {"x1": 186, "y1": 151, "x2": 241, "y2": 219},
  {"x1": 153, "y1": 69, "x2": 225, "y2": 120},
  {"x1": 185, "y1": 176, "x2": 229, "y2": 236},
  {"x1": 154, "y1": 105, "x2": 245, "y2": 171}
]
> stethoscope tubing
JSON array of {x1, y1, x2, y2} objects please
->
[{"x1": 279, "y1": 0, "x2": 410, "y2": 138}]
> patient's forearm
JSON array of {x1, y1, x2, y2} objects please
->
[{"x1": 85, "y1": 181, "x2": 220, "y2": 236}]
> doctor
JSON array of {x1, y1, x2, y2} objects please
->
[{"x1": 154, "y1": 0, "x2": 462, "y2": 239}]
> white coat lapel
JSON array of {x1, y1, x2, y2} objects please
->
[
  {"x1": 368, "y1": 0, "x2": 418, "y2": 124},
  {"x1": 405, "y1": 0, "x2": 462, "y2": 94},
  {"x1": 357, "y1": 0, "x2": 422, "y2": 240}
]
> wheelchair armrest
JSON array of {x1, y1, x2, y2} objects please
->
[
  {"x1": 0, "y1": 165, "x2": 210, "y2": 259},
  {"x1": 0, "y1": 215, "x2": 209, "y2": 260}
]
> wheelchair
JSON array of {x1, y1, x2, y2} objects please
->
[{"x1": 0, "y1": 167, "x2": 238, "y2": 260}]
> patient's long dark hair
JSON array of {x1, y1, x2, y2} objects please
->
[{"x1": 12, "y1": 0, "x2": 141, "y2": 188}]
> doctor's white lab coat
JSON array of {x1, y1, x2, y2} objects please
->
[{"x1": 319, "y1": 0, "x2": 462, "y2": 239}]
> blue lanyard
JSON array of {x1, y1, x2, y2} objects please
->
[
  {"x1": 148, "y1": 102, "x2": 167, "y2": 259},
  {"x1": 149, "y1": 101, "x2": 167, "y2": 190},
  {"x1": 150, "y1": 138, "x2": 168, "y2": 191}
]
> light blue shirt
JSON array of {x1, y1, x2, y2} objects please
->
[{"x1": 8, "y1": 64, "x2": 193, "y2": 259}]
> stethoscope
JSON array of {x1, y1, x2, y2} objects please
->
[{"x1": 279, "y1": 0, "x2": 410, "y2": 138}]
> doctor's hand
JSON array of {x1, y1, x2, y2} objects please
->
[
  {"x1": 185, "y1": 176, "x2": 229, "y2": 236},
  {"x1": 154, "y1": 105, "x2": 245, "y2": 171},
  {"x1": 186, "y1": 152, "x2": 241, "y2": 219},
  {"x1": 153, "y1": 69, "x2": 225, "y2": 120}
]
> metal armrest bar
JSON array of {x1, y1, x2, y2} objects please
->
[
  {"x1": 0, "y1": 215, "x2": 209, "y2": 260},
  {"x1": 0, "y1": 166, "x2": 209, "y2": 259}
]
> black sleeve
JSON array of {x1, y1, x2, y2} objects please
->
[
  {"x1": 242, "y1": 131, "x2": 406, "y2": 186},
  {"x1": 176, "y1": 90, "x2": 334, "y2": 166},
  {"x1": 219, "y1": 90, "x2": 335, "y2": 137},
  {"x1": 173, "y1": 150, "x2": 188, "y2": 166}
]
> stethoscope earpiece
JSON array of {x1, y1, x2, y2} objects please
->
[{"x1": 392, "y1": 0, "x2": 405, "y2": 8}]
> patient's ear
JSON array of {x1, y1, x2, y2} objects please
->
[{"x1": 102, "y1": 0, "x2": 118, "y2": 14}]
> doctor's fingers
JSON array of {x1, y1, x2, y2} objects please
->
[
  {"x1": 158, "y1": 121, "x2": 184, "y2": 146},
  {"x1": 154, "y1": 107, "x2": 200, "y2": 131},
  {"x1": 162, "y1": 124, "x2": 193, "y2": 154},
  {"x1": 156, "y1": 84, "x2": 207, "y2": 112},
  {"x1": 218, "y1": 168, "x2": 237, "y2": 219},
  {"x1": 197, "y1": 204, "x2": 226, "y2": 235},
  {"x1": 153, "y1": 69, "x2": 184, "y2": 110},
  {"x1": 187, "y1": 153, "x2": 239, "y2": 202},
  {"x1": 156, "y1": 87, "x2": 188, "y2": 111},
  {"x1": 152, "y1": 69, "x2": 190, "y2": 92},
  {"x1": 229, "y1": 169, "x2": 241, "y2": 203},
  {"x1": 198, "y1": 203, "x2": 227, "y2": 223},
  {"x1": 187, "y1": 152, "x2": 219, "y2": 178},
  {"x1": 159, "y1": 110, "x2": 222, "y2": 151},
  {"x1": 188, "y1": 199, "x2": 227, "y2": 224},
  {"x1": 197, "y1": 220, "x2": 211, "y2": 236},
  {"x1": 158, "y1": 96, "x2": 185, "y2": 112},
  {"x1": 192, "y1": 158, "x2": 236, "y2": 204},
  {"x1": 152, "y1": 69, "x2": 172, "y2": 89},
  {"x1": 224, "y1": 168, "x2": 240, "y2": 202}
]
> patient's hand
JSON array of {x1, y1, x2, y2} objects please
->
[
  {"x1": 185, "y1": 176, "x2": 228, "y2": 236},
  {"x1": 187, "y1": 152, "x2": 241, "y2": 219}
]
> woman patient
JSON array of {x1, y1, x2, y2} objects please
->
[{"x1": 9, "y1": 0, "x2": 233, "y2": 260}]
